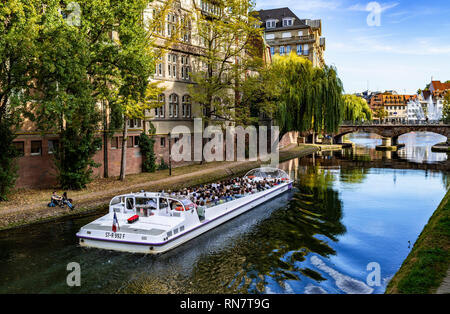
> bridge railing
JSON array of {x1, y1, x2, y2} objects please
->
[{"x1": 340, "y1": 120, "x2": 448, "y2": 127}]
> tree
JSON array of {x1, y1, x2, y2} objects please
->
[
  {"x1": 188, "y1": 0, "x2": 263, "y2": 126},
  {"x1": 31, "y1": 3, "x2": 103, "y2": 189},
  {"x1": 271, "y1": 53, "x2": 344, "y2": 138},
  {"x1": 442, "y1": 92, "x2": 450, "y2": 123},
  {"x1": 374, "y1": 107, "x2": 389, "y2": 122},
  {"x1": 0, "y1": 0, "x2": 42, "y2": 199},
  {"x1": 342, "y1": 94, "x2": 373, "y2": 122}
]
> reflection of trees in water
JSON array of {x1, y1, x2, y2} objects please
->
[
  {"x1": 442, "y1": 172, "x2": 450, "y2": 190},
  {"x1": 339, "y1": 167, "x2": 370, "y2": 184},
  {"x1": 123, "y1": 166, "x2": 347, "y2": 294}
]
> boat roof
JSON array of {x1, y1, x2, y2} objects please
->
[{"x1": 111, "y1": 191, "x2": 191, "y2": 202}]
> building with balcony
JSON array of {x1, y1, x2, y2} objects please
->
[{"x1": 256, "y1": 7, "x2": 326, "y2": 68}]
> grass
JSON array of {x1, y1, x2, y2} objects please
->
[
  {"x1": 0, "y1": 144, "x2": 321, "y2": 231},
  {"x1": 385, "y1": 189, "x2": 450, "y2": 294}
]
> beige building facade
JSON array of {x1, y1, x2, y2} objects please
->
[{"x1": 256, "y1": 7, "x2": 326, "y2": 68}]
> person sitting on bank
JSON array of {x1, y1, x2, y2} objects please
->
[{"x1": 51, "y1": 191, "x2": 62, "y2": 205}]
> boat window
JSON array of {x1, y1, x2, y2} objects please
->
[
  {"x1": 169, "y1": 199, "x2": 184, "y2": 211},
  {"x1": 111, "y1": 197, "x2": 121, "y2": 205},
  {"x1": 126, "y1": 197, "x2": 135, "y2": 210},
  {"x1": 159, "y1": 198, "x2": 169, "y2": 210},
  {"x1": 136, "y1": 197, "x2": 157, "y2": 209}
]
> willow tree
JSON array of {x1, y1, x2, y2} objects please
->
[
  {"x1": 342, "y1": 94, "x2": 373, "y2": 122},
  {"x1": 271, "y1": 53, "x2": 344, "y2": 139}
]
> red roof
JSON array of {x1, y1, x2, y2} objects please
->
[{"x1": 431, "y1": 80, "x2": 450, "y2": 92}]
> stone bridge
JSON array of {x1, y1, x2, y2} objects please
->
[{"x1": 334, "y1": 123, "x2": 450, "y2": 146}]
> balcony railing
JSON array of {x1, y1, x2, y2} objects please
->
[
  {"x1": 341, "y1": 120, "x2": 448, "y2": 126},
  {"x1": 267, "y1": 34, "x2": 315, "y2": 43}
]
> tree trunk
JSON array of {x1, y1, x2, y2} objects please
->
[
  {"x1": 119, "y1": 116, "x2": 128, "y2": 181},
  {"x1": 143, "y1": 109, "x2": 147, "y2": 135},
  {"x1": 103, "y1": 100, "x2": 109, "y2": 178}
]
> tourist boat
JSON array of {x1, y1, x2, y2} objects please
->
[{"x1": 76, "y1": 167, "x2": 293, "y2": 254}]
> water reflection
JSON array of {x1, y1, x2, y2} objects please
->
[
  {"x1": 123, "y1": 176, "x2": 346, "y2": 294},
  {"x1": 0, "y1": 133, "x2": 448, "y2": 294},
  {"x1": 346, "y1": 132, "x2": 448, "y2": 164}
]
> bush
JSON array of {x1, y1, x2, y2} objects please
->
[
  {"x1": 55, "y1": 128, "x2": 101, "y2": 190},
  {"x1": 138, "y1": 132, "x2": 156, "y2": 173},
  {"x1": 158, "y1": 158, "x2": 169, "y2": 170}
]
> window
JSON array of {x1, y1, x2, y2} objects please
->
[
  {"x1": 134, "y1": 136, "x2": 140, "y2": 147},
  {"x1": 160, "y1": 137, "x2": 166, "y2": 147},
  {"x1": 127, "y1": 136, "x2": 133, "y2": 148},
  {"x1": 111, "y1": 137, "x2": 119, "y2": 149},
  {"x1": 128, "y1": 119, "x2": 142, "y2": 129},
  {"x1": 303, "y1": 44, "x2": 309, "y2": 55},
  {"x1": 48, "y1": 139, "x2": 59, "y2": 154},
  {"x1": 181, "y1": 16, "x2": 191, "y2": 43},
  {"x1": 266, "y1": 20, "x2": 276, "y2": 29},
  {"x1": 156, "y1": 94, "x2": 165, "y2": 118},
  {"x1": 296, "y1": 44, "x2": 302, "y2": 55},
  {"x1": 181, "y1": 55, "x2": 190, "y2": 80},
  {"x1": 13, "y1": 141, "x2": 24, "y2": 157},
  {"x1": 182, "y1": 95, "x2": 191, "y2": 118},
  {"x1": 169, "y1": 94, "x2": 179, "y2": 118},
  {"x1": 279, "y1": 46, "x2": 285, "y2": 55},
  {"x1": 286, "y1": 45, "x2": 291, "y2": 54},
  {"x1": 167, "y1": 13, "x2": 177, "y2": 37},
  {"x1": 283, "y1": 18, "x2": 293, "y2": 27},
  {"x1": 265, "y1": 34, "x2": 275, "y2": 40},
  {"x1": 153, "y1": 9, "x2": 165, "y2": 35},
  {"x1": 282, "y1": 32, "x2": 291, "y2": 38},
  {"x1": 31, "y1": 140, "x2": 42, "y2": 156},
  {"x1": 298, "y1": 30, "x2": 304, "y2": 36},
  {"x1": 168, "y1": 53, "x2": 177, "y2": 78},
  {"x1": 270, "y1": 47, "x2": 275, "y2": 55},
  {"x1": 155, "y1": 55, "x2": 164, "y2": 77}
]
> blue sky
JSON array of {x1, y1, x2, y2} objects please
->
[{"x1": 254, "y1": 0, "x2": 450, "y2": 95}]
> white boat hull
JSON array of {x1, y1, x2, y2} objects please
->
[{"x1": 78, "y1": 181, "x2": 292, "y2": 254}]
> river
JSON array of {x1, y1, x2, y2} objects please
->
[{"x1": 0, "y1": 132, "x2": 448, "y2": 294}]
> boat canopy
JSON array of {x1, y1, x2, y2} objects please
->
[{"x1": 244, "y1": 167, "x2": 290, "y2": 180}]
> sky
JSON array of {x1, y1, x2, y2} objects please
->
[{"x1": 254, "y1": 0, "x2": 450, "y2": 95}]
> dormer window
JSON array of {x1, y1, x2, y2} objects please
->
[
  {"x1": 283, "y1": 18, "x2": 293, "y2": 27},
  {"x1": 266, "y1": 19, "x2": 276, "y2": 29}
]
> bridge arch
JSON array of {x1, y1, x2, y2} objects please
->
[{"x1": 334, "y1": 124, "x2": 450, "y2": 145}]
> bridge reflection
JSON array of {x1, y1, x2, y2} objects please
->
[{"x1": 297, "y1": 147, "x2": 450, "y2": 172}]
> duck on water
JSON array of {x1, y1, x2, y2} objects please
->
[{"x1": 76, "y1": 167, "x2": 293, "y2": 254}]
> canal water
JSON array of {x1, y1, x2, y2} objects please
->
[{"x1": 0, "y1": 133, "x2": 448, "y2": 294}]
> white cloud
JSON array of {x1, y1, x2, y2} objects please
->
[
  {"x1": 255, "y1": 0, "x2": 342, "y2": 12},
  {"x1": 347, "y1": 1, "x2": 399, "y2": 13}
]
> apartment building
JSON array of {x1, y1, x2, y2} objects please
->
[
  {"x1": 256, "y1": 7, "x2": 326, "y2": 68},
  {"x1": 368, "y1": 91, "x2": 416, "y2": 123}
]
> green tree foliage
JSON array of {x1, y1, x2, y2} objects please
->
[
  {"x1": 342, "y1": 94, "x2": 373, "y2": 122},
  {"x1": 0, "y1": 119, "x2": 19, "y2": 200},
  {"x1": 138, "y1": 126, "x2": 157, "y2": 173},
  {"x1": 26, "y1": 0, "x2": 158, "y2": 188},
  {"x1": 374, "y1": 107, "x2": 389, "y2": 122},
  {"x1": 188, "y1": 0, "x2": 263, "y2": 126},
  {"x1": 271, "y1": 53, "x2": 344, "y2": 137},
  {"x1": 442, "y1": 92, "x2": 450, "y2": 123},
  {"x1": 0, "y1": 0, "x2": 42, "y2": 199}
]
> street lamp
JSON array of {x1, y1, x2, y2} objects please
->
[{"x1": 168, "y1": 132, "x2": 172, "y2": 176}]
